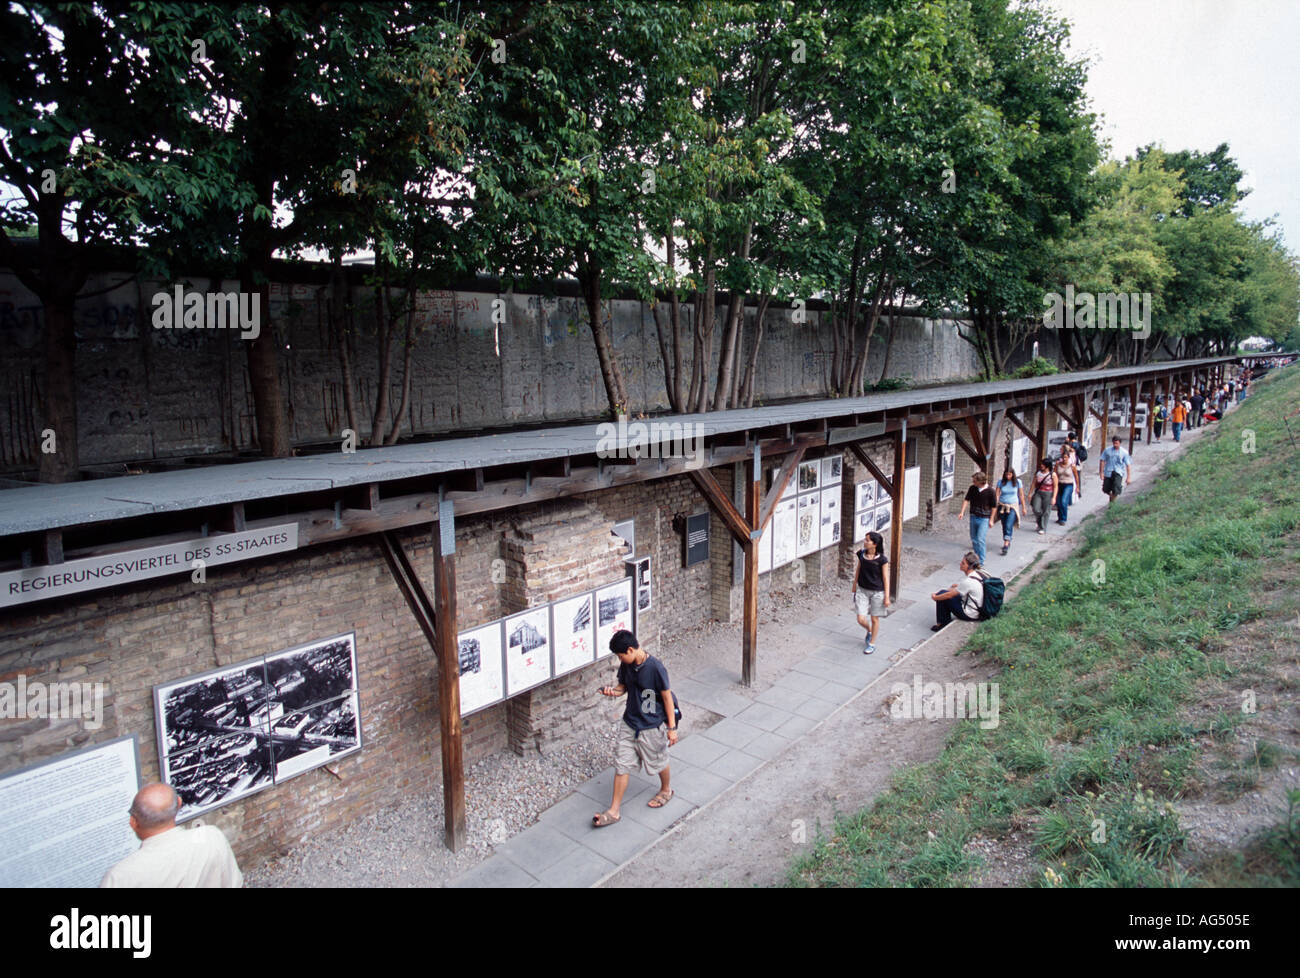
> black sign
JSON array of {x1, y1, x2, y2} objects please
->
[{"x1": 684, "y1": 512, "x2": 710, "y2": 567}]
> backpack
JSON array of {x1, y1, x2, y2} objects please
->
[
  {"x1": 977, "y1": 571, "x2": 1005, "y2": 620},
  {"x1": 1073, "y1": 441, "x2": 1088, "y2": 463}
]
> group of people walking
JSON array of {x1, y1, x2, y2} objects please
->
[{"x1": 849, "y1": 368, "x2": 1252, "y2": 654}]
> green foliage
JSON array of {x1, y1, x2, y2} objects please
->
[{"x1": 1011, "y1": 358, "x2": 1059, "y2": 378}]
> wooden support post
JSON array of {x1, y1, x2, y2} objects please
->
[
  {"x1": 1146, "y1": 379, "x2": 1155, "y2": 446},
  {"x1": 433, "y1": 503, "x2": 467, "y2": 852},
  {"x1": 1128, "y1": 383, "x2": 1139, "y2": 454},
  {"x1": 1036, "y1": 394, "x2": 1050, "y2": 465},
  {"x1": 889, "y1": 423, "x2": 906, "y2": 596},
  {"x1": 742, "y1": 447, "x2": 761, "y2": 687},
  {"x1": 1099, "y1": 387, "x2": 1110, "y2": 455}
]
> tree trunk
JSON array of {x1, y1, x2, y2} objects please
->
[
  {"x1": 578, "y1": 260, "x2": 628, "y2": 417},
  {"x1": 369, "y1": 264, "x2": 394, "y2": 446},
  {"x1": 38, "y1": 296, "x2": 80, "y2": 482},
  {"x1": 240, "y1": 228, "x2": 292, "y2": 457},
  {"x1": 740, "y1": 296, "x2": 770, "y2": 407},
  {"x1": 386, "y1": 282, "x2": 417, "y2": 445},
  {"x1": 328, "y1": 256, "x2": 359, "y2": 438},
  {"x1": 877, "y1": 304, "x2": 897, "y2": 384}
]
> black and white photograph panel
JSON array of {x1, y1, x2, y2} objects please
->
[
  {"x1": 505, "y1": 606, "x2": 552, "y2": 695},
  {"x1": 939, "y1": 476, "x2": 955, "y2": 502},
  {"x1": 164, "y1": 732, "x2": 274, "y2": 820},
  {"x1": 552, "y1": 592, "x2": 596, "y2": 676},
  {"x1": 264, "y1": 633, "x2": 358, "y2": 712},
  {"x1": 271, "y1": 691, "x2": 361, "y2": 781},
  {"x1": 941, "y1": 453, "x2": 955, "y2": 476},
  {"x1": 458, "y1": 621, "x2": 505, "y2": 716},
  {"x1": 595, "y1": 578, "x2": 634, "y2": 659}
]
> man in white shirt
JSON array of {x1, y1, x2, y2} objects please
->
[
  {"x1": 100, "y1": 783, "x2": 243, "y2": 888},
  {"x1": 930, "y1": 552, "x2": 985, "y2": 631}
]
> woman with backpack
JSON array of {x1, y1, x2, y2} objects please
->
[
  {"x1": 995, "y1": 465, "x2": 1027, "y2": 555},
  {"x1": 1053, "y1": 446, "x2": 1079, "y2": 525},
  {"x1": 1029, "y1": 458, "x2": 1056, "y2": 535},
  {"x1": 1153, "y1": 400, "x2": 1167, "y2": 441}
]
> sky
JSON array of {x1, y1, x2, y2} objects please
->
[{"x1": 1048, "y1": 0, "x2": 1300, "y2": 248}]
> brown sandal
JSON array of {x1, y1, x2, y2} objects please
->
[
  {"x1": 647, "y1": 790, "x2": 674, "y2": 809},
  {"x1": 592, "y1": 811, "x2": 621, "y2": 828}
]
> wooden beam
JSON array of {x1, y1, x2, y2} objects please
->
[
  {"x1": 1050, "y1": 398, "x2": 1081, "y2": 432},
  {"x1": 986, "y1": 408, "x2": 1008, "y2": 470},
  {"x1": 742, "y1": 452, "x2": 760, "y2": 687},
  {"x1": 965, "y1": 415, "x2": 987, "y2": 462},
  {"x1": 688, "y1": 468, "x2": 751, "y2": 544},
  {"x1": 888, "y1": 426, "x2": 906, "y2": 595},
  {"x1": 529, "y1": 457, "x2": 571, "y2": 478},
  {"x1": 443, "y1": 468, "x2": 484, "y2": 493},
  {"x1": 1005, "y1": 408, "x2": 1036, "y2": 442},
  {"x1": 432, "y1": 505, "x2": 466, "y2": 852},
  {"x1": 849, "y1": 443, "x2": 894, "y2": 497},
  {"x1": 952, "y1": 426, "x2": 983, "y2": 466},
  {"x1": 216, "y1": 502, "x2": 246, "y2": 533},
  {"x1": 759, "y1": 443, "x2": 806, "y2": 531},
  {"x1": 344, "y1": 482, "x2": 380, "y2": 511},
  {"x1": 39, "y1": 529, "x2": 64, "y2": 565}
]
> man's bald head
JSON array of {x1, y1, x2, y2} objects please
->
[{"x1": 129, "y1": 783, "x2": 181, "y2": 837}]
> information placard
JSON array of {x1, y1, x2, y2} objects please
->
[{"x1": 0, "y1": 736, "x2": 139, "y2": 887}]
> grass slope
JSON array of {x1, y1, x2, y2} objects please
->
[{"x1": 790, "y1": 367, "x2": 1300, "y2": 887}]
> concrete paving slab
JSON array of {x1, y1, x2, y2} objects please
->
[
  {"x1": 808, "y1": 680, "x2": 860, "y2": 705},
  {"x1": 776, "y1": 713, "x2": 819, "y2": 739},
  {"x1": 770, "y1": 670, "x2": 828, "y2": 696},
  {"x1": 677, "y1": 685, "x2": 752, "y2": 718},
  {"x1": 754, "y1": 684, "x2": 810, "y2": 711},
  {"x1": 792, "y1": 696, "x2": 838, "y2": 722},
  {"x1": 670, "y1": 734, "x2": 730, "y2": 767},
  {"x1": 445, "y1": 854, "x2": 537, "y2": 888},
  {"x1": 532, "y1": 846, "x2": 618, "y2": 888},
  {"x1": 573, "y1": 767, "x2": 657, "y2": 807},
  {"x1": 667, "y1": 765, "x2": 733, "y2": 807},
  {"x1": 733, "y1": 701, "x2": 797, "y2": 733},
  {"x1": 493, "y1": 824, "x2": 583, "y2": 874},
  {"x1": 743, "y1": 730, "x2": 793, "y2": 761},
  {"x1": 618, "y1": 793, "x2": 697, "y2": 832},
  {"x1": 698, "y1": 717, "x2": 763, "y2": 750},
  {"x1": 553, "y1": 811, "x2": 660, "y2": 864},
  {"x1": 705, "y1": 748, "x2": 765, "y2": 781},
  {"x1": 789, "y1": 656, "x2": 847, "y2": 682}
]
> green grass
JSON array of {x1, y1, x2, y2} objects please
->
[{"x1": 789, "y1": 366, "x2": 1300, "y2": 887}]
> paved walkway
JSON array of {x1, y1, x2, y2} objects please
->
[{"x1": 446, "y1": 418, "x2": 1219, "y2": 887}]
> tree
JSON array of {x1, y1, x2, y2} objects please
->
[{"x1": 0, "y1": 3, "x2": 223, "y2": 481}]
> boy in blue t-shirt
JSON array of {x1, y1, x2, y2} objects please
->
[{"x1": 593, "y1": 630, "x2": 678, "y2": 827}]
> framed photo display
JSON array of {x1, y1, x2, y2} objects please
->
[
  {"x1": 504, "y1": 607, "x2": 551, "y2": 696},
  {"x1": 155, "y1": 633, "x2": 361, "y2": 820}
]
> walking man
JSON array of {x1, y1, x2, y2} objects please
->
[
  {"x1": 593, "y1": 630, "x2": 677, "y2": 827},
  {"x1": 957, "y1": 471, "x2": 998, "y2": 565},
  {"x1": 1099, "y1": 435, "x2": 1132, "y2": 505}
]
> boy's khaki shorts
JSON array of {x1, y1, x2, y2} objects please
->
[{"x1": 614, "y1": 721, "x2": 670, "y2": 776}]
